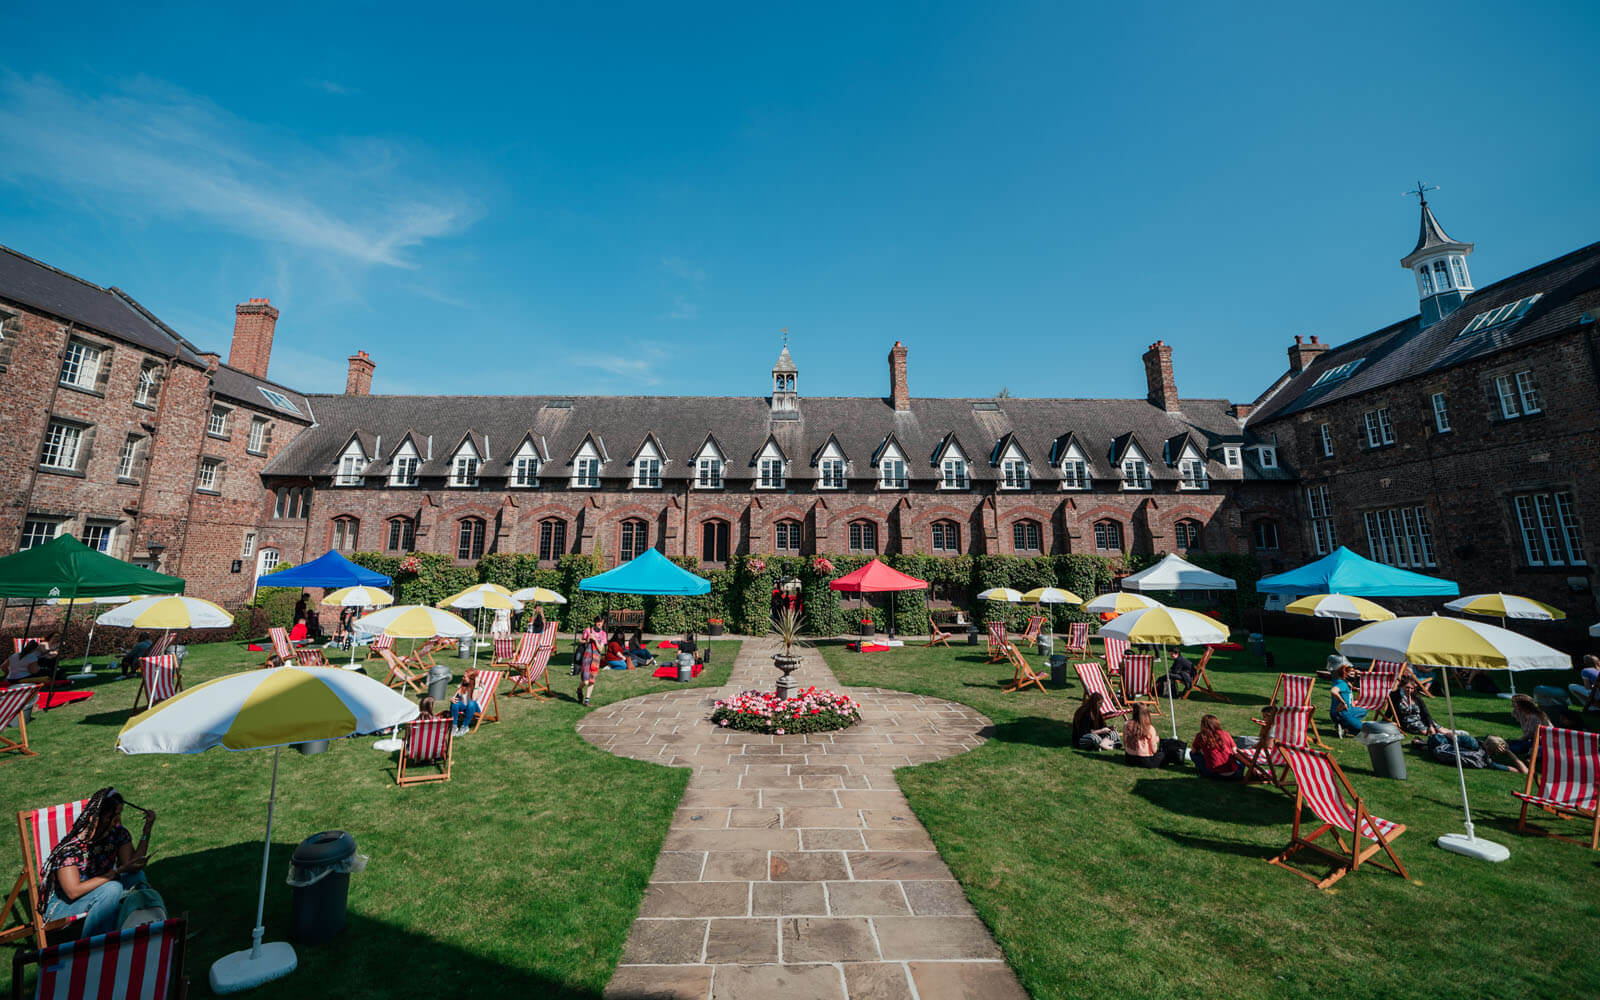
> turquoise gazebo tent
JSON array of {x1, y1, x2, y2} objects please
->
[
  {"x1": 1257, "y1": 546, "x2": 1458, "y2": 597},
  {"x1": 578, "y1": 549, "x2": 711, "y2": 596}
]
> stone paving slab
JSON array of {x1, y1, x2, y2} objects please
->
[{"x1": 587, "y1": 639, "x2": 1024, "y2": 1000}]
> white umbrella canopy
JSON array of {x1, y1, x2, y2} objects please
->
[
  {"x1": 320, "y1": 586, "x2": 394, "y2": 608},
  {"x1": 1020, "y1": 587, "x2": 1081, "y2": 605},
  {"x1": 977, "y1": 587, "x2": 1022, "y2": 603},
  {"x1": 353, "y1": 605, "x2": 474, "y2": 640},
  {"x1": 117, "y1": 666, "x2": 418, "y2": 993},
  {"x1": 1443, "y1": 593, "x2": 1567, "y2": 698},
  {"x1": 97, "y1": 595, "x2": 234, "y2": 629},
  {"x1": 1285, "y1": 593, "x2": 1395, "y2": 623},
  {"x1": 1338, "y1": 614, "x2": 1572, "y2": 863},
  {"x1": 436, "y1": 583, "x2": 522, "y2": 611},
  {"x1": 1082, "y1": 592, "x2": 1163, "y2": 615},
  {"x1": 511, "y1": 586, "x2": 567, "y2": 604}
]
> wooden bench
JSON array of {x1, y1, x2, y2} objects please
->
[{"x1": 608, "y1": 609, "x2": 646, "y2": 630}]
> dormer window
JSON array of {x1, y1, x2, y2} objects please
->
[
  {"x1": 1001, "y1": 458, "x2": 1029, "y2": 490},
  {"x1": 756, "y1": 441, "x2": 786, "y2": 489},
  {"x1": 513, "y1": 441, "x2": 541, "y2": 488},
  {"x1": 1120, "y1": 446, "x2": 1151, "y2": 490},
  {"x1": 1257, "y1": 446, "x2": 1277, "y2": 469},
  {"x1": 696, "y1": 457, "x2": 723, "y2": 489},
  {"x1": 1178, "y1": 456, "x2": 1208, "y2": 490},
  {"x1": 390, "y1": 444, "x2": 419, "y2": 487},
  {"x1": 819, "y1": 458, "x2": 845, "y2": 489},
  {"x1": 336, "y1": 443, "x2": 365, "y2": 486},
  {"x1": 941, "y1": 458, "x2": 969, "y2": 489},
  {"x1": 451, "y1": 454, "x2": 480, "y2": 487},
  {"x1": 879, "y1": 458, "x2": 906, "y2": 489},
  {"x1": 1222, "y1": 447, "x2": 1241, "y2": 468},
  {"x1": 634, "y1": 457, "x2": 660, "y2": 488},
  {"x1": 573, "y1": 457, "x2": 600, "y2": 488}
]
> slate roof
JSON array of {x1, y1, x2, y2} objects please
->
[
  {"x1": 266, "y1": 392, "x2": 1281, "y2": 486},
  {"x1": 1402, "y1": 200, "x2": 1472, "y2": 266},
  {"x1": 1250, "y1": 240, "x2": 1600, "y2": 425},
  {"x1": 0, "y1": 244, "x2": 200, "y2": 361},
  {"x1": 211, "y1": 364, "x2": 315, "y2": 422}
]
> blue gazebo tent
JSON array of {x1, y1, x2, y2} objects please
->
[
  {"x1": 578, "y1": 549, "x2": 710, "y2": 596},
  {"x1": 1257, "y1": 546, "x2": 1458, "y2": 597},
  {"x1": 254, "y1": 549, "x2": 393, "y2": 589}
]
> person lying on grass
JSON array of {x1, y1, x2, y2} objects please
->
[
  {"x1": 1191, "y1": 715, "x2": 1245, "y2": 779},
  {"x1": 1071, "y1": 692, "x2": 1119, "y2": 751},
  {"x1": 40, "y1": 787, "x2": 158, "y2": 938}
]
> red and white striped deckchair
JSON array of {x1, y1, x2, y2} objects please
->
[
  {"x1": 358, "y1": 633, "x2": 396, "y2": 665},
  {"x1": 377, "y1": 648, "x2": 425, "y2": 696},
  {"x1": 1352, "y1": 663, "x2": 1401, "y2": 723},
  {"x1": 132, "y1": 655, "x2": 182, "y2": 712},
  {"x1": 1062, "y1": 622, "x2": 1090, "y2": 658},
  {"x1": 13, "y1": 916, "x2": 187, "y2": 999},
  {"x1": 1000, "y1": 643, "x2": 1047, "y2": 694},
  {"x1": 491, "y1": 634, "x2": 519, "y2": 667},
  {"x1": 1183, "y1": 647, "x2": 1229, "y2": 703},
  {"x1": 396, "y1": 716, "x2": 454, "y2": 786},
  {"x1": 1, "y1": 798, "x2": 90, "y2": 947},
  {"x1": 1513, "y1": 725, "x2": 1600, "y2": 850},
  {"x1": 0, "y1": 683, "x2": 43, "y2": 760},
  {"x1": 466, "y1": 670, "x2": 505, "y2": 732},
  {"x1": 985, "y1": 621, "x2": 1009, "y2": 663},
  {"x1": 10, "y1": 638, "x2": 47, "y2": 655},
  {"x1": 1101, "y1": 636, "x2": 1129, "y2": 676},
  {"x1": 1237, "y1": 705, "x2": 1314, "y2": 787},
  {"x1": 507, "y1": 624, "x2": 558, "y2": 698},
  {"x1": 1019, "y1": 615, "x2": 1046, "y2": 646},
  {"x1": 1073, "y1": 662, "x2": 1131, "y2": 721},
  {"x1": 1119, "y1": 653, "x2": 1160, "y2": 713},
  {"x1": 1268, "y1": 745, "x2": 1407, "y2": 889},
  {"x1": 293, "y1": 647, "x2": 330, "y2": 666},
  {"x1": 147, "y1": 632, "x2": 175, "y2": 658},
  {"x1": 262, "y1": 626, "x2": 295, "y2": 667},
  {"x1": 1255, "y1": 673, "x2": 1318, "y2": 726}
]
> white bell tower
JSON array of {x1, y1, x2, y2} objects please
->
[{"x1": 1400, "y1": 182, "x2": 1474, "y2": 327}]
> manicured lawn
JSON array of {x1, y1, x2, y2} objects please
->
[
  {"x1": 3, "y1": 637, "x2": 740, "y2": 999},
  {"x1": 822, "y1": 637, "x2": 1600, "y2": 1000}
]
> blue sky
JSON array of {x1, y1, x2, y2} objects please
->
[{"x1": 1, "y1": 2, "x2": 1596, "y2": 400}]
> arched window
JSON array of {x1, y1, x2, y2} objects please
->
[
  {"x1": 386, "y1": 516, "x2": 415, "y2": 552},
  {"x1": 1174, "y1": 518, "x2": 1202, "y2": 550},
  {"x1": 774, "y1": 519, "x2": 802, "y2": 553},
  {"x1": 1253, "y1": 519, "x2": 1280, "y2": 551},
  {"x1": 257, "y1": 548, "x2": 279, "y2": 574},
  {"x1": 1012, "y1": 519, "x2": 1042, "y2": 553},
  {"x1": 457, "y1": 517, "x2": 486, "y2": 560},
  {"x1": 930, "y1": 519, "x2": 960, "y2": 555},
  {"x1": 331, "y1": 516, "x2": 359, "y2": 552},
  {"x1": 1093, "y1": 519, "x2": 1124, "y2": 553},
  {"x1": 848, "y1": 520, "x2": 878, "y2": 553},
  {"x1": 620, "y1": 519, "x2": 649, "y2": 562},
  {"x1": 539, "y1": 518, "x2": 567, "y2": 561},
  {"x1": 701, "y1": 519, "x2": 730, "y2": 563}
]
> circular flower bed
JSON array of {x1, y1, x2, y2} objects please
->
[{"x1": 711, "y1": 687, "x2": 862, "y2": 735}]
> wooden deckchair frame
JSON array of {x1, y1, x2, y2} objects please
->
[
  {"x1": 1181, "y1": 647, "x2": 1229, "y2": 702},
  {"x1": 396, "y1": 716, "x2": 454, "y2": 786},
  {"x1": 1514, "y1": 725, "x2": 1600, "y2": 850},
  {"x1": 1000, "y1": 643, "x2": 1047, "y2": 694},
  {"x1": 1062, "y1": 621, "x2": 1091, "y2": 659},
  {"x1": 378, "y1": 648, "x2": 426, "y2": 695},
  {"x1": 1268, "y1": 746, "x2": 1408, "y2": 889},
  {"x1": 0, "y1": 684, "x2": 42, "y2": 760},
  {"x1": 985, "y1": 621, "x2": 1010, "y2": 663},
  {"x1": 1118, "y1": 653, "x2": 1161, "y2": 714},
  {"x1": 507, "y1": 625, "x2": 558, "y2": 698},
  {"x1": 466, "y1": 670, "x2": 504, "y2": 732},
  {"x1": 1073, "y1": 662, "x2": 1131, "y2": 721},
  {"x1": 1, "y1": 799, "x2": 89, "y2": 947}
]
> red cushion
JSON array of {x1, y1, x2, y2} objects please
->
[
  {"x1": 1206, "y1": 642, "x2": 1243, "y2": 651},
  {"x1": 656, "y1": 641, "x2": 679, "y2": 650},
  {"x1": 37, "y1": 691, "x2": 93, "y2": 709},
  {"x1": 652, "y1": 663, "x2": 703, "y2": 679}
]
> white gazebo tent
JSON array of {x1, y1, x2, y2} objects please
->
[{"x1": 1120, "y1": 554, "x2": 1237, "y2": 593}]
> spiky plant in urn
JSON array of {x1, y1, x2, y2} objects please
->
[{"x1": 771, "y1": 604, "x2": 805, "y2": 699}]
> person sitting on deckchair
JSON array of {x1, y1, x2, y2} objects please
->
[
  {"x1": 448, "y1": 671, "x2": 482, "y2": 735},
  {"x1": 1192, "y1": 715, "x2": 1245, "y2": 779},
  {"x1": 1157, "y1": 650, "x2": 1196, "y2": 697},
  {"x1": 6, "y1": 640, "x2": 46, "y2": 682},
  {"x1": 1072, "y1": 692, "x2": 1119, "y2": 751},
  {"x1": 1329, "y1": 660, "x2": 1367, "y2": 735},
  {"x1": 1390, "y1": 677, "x2": 1444, "y2": 736},
  {"x1": 118, "y1": 632, "x2": 155, "y2": 679},
  {"x1": 1509, "y1": 694, "x2": 1551, "y2": 759},
  {"x1": 39, "y1": 788, "x2": 158, "y2": 939},
  {"x1": 1568, "y1": 655, "x2": 1600, "y2": 711}
]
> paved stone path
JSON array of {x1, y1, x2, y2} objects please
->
[{"x1": 578, "y1": 639, "x2": 1027, "y2": 1000}]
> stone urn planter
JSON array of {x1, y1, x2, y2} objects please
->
[{"x1": 772, "y1": 652, "x2": 801, "y2": 699}]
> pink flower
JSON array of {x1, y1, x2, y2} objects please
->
[
  {"x1": 719, "y1": 719, "x2": 728, "y2": 727},
  {"x1": 775, "y1": 729, "x2": 784, "y2": 735}
]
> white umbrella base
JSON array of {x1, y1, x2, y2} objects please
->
[
  {"x1": 373, "y1": 737, "x2": 404, "y2": 752},
  {"x1": 210, "y1": 940, "x2": 296, "y2": 993},
  {"x1": 1495, "y1": 692, "x2": 1515, "y2": 699},
  {"x1": 341, "y1": 662, "x2": 365, "y2": 671},
  {"x1": 1437, "y1": 832, "x2": 1510, "y2": 862}
]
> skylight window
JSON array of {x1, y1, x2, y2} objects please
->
[
  {"x1": 1310, "y1": 359, "x2": 1364, "y2": 387},
  {"x1": 258, "y1": 387, "x2": 301, "y2": 415},
  {"x1": 1458, "y1": 294, "x2": 1542, "y2": 337}
]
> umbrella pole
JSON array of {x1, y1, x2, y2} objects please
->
[
  {"x1": 210, "y1": 747, "x2": 297, "y2": 991},
  {"x1": 1499, "y1": 616, "x2": 1517, "y2": 699},
  {"x1": 1435, "y1": 668, "x2": 1511, "y2": 862},
  {"x1": 252, "y1": 747, "x2": 279, "y2": 959},
  {"x1": 1163, "y1": 643, "x2": 1177, "y2": 741}
]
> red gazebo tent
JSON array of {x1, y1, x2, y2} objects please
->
[{"x1": 828, "y1": 559, "x2": 928, "y2": 638}]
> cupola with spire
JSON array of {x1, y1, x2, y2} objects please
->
[
  {"x1": 1399, "y1": 183, "x2": 1474, "y2": 327},
  {"x1": 770, "y1": 344, "x2": 799, "y2": 415}
]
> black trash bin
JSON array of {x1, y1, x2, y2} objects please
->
[
  {"x1": 287, "y1": 830, "x2": 363, "y2": 945},
  {"x1": 1048, "y1": 654, "x2": 1069, "y2": 688}
]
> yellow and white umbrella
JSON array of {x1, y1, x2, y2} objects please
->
[
  {"x1": 1285, "y1": 593, "x2": 1395, "y2": 638},
  {"x1": 977, "y1": 587, "x2": 1022, "y2": 603},
  {"x1": 97, "y1": 595, "x2": 233, "y2": 629},
  {"x1": 1099, "y1": 606, "x2": 1227, "y2": 738},
  {"x1": 510, "y1": 586, "x2": 568, "y2": 605},
  {"x1": 1082, "y1": 592, "x2": 1163, "y2": 615},
  {"x1": 1021, "y1": 586, "x2": 1082, "y2": 605},
  {"x1": 117, "y1": 666, "x2": 418, "y2": 992},
  {"x1": 353, "y1": 604, "x2": 473, "y2": 640},
  {"x1": 1338, "y1": 615, "x2": 1572, "y2": 863},
  {"x1": 321, "y1": 587, "x2": 395, "y2": 668},
  {"x1": 49, "y1": 595, "x2": 130, "y2": 673},
  {"x1": 437, "y1": 585, "x2": 522, "y2": 666},
  {"x1": 1443, "y1": 593, "x2": 1566, "y2": 699}
]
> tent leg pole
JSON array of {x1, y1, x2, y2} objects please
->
[{"x1": 23, "y1": 599, "x2": 37, "y2": 640}]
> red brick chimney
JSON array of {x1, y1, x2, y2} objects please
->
[
  {"x1": 345, "y1": 350, "x2": 375, "y2": 395},
  {"x1": 1287, "y1": 334, "x2": 1330, "y2": 375},
  {"x1": 888, "y1": 341, "x2": 910, "y2": 411},
  {"x1": 229, "y1": 298, "x2": 279, "y2": 378},
  {"x1": 1142, "y1": 340, "x2": 1179, "y2": 412}
]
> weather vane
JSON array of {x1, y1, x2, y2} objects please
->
[
  {"x1": 781, "y1": 327, "x2": 789, "y2": 349},
  {"x1": 1404, "y1": 180, "x2": 1439, "y2": 205}
]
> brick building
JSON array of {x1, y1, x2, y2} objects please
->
[
  {"x1": 1248, "y1": 198, "x2": 1600, "y2": 620},
  {"x1": 0, "y1": 247, "x2": 311, "y2": 622}
]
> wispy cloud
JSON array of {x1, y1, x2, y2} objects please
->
[
  {"x1": 668, "y1": 295, "x2": 700, "y2": 320},
  {"x1": 0, "y1": 73, "x2": 474, "y2": 268},
  {"x1": 569, "y1": 341, "x2": 669, "y2": 386},
  {"x1": 660, "y1": 256, "x2": 707, "y2": 283},
  {"x1": 307, "y1": 78, "x2": 357, "y2": 96}
]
